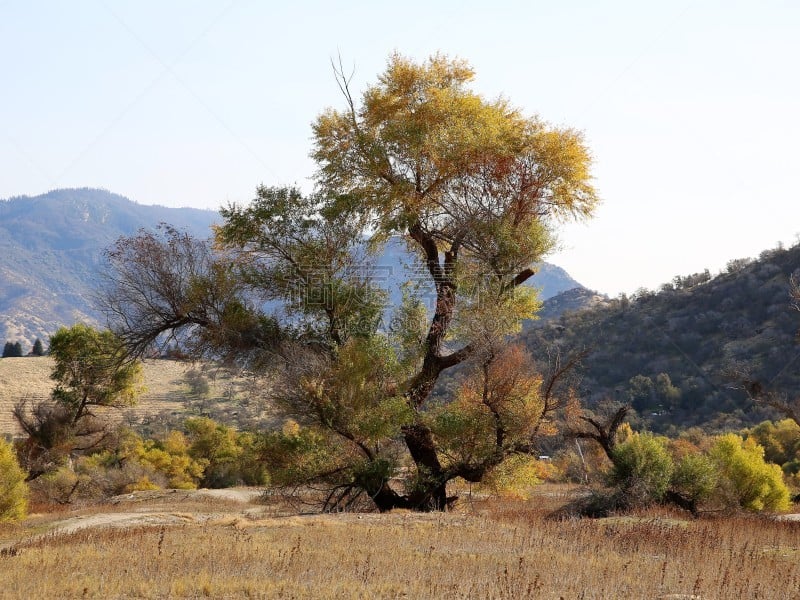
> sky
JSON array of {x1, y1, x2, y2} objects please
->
[{"x1": 1, "y1": 1, "x2": 799, "y2": 296}]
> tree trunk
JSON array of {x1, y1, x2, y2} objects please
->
[{"x1": 402, "y1": 423, "x2": 449, "y2": 510}]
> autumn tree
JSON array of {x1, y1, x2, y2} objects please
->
[
  {"x1": 100, "y1": 53, "x2": 597, "y2": 511},
  {"x1": 0, "y1": 437, "x2": 28, "y2": 522},
  {"x1": 308, "y1": 53, "x2": 596, "y2": 508}
]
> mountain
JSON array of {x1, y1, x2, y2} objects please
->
[
  {"x1": 532, "y1": 287, "x2": 610, "y2": 323},
  {"x1": 0, "y1": 189, "x2": 220, "y2": 348},
  {"x1": 522, "y1": 243, "x2": 800, "y2": 433},
  {"x1": 0, "y1": 188, "x2": 585, "y2": 349},
  {"x1": 375, "y1": 237, "x2": 584, "y2": 314}
]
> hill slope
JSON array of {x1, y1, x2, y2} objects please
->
[
  {"x1": 523, "y1": 243, "x2": 800, "y2": 432},
  {"x1": 0, "y1": 189, "x2": 220, "y2": 347}
]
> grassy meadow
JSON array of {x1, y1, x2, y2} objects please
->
[
  {"x1": 0, "y1": 357, "x2": 270, "y2": 435},
  {"x1": 0, "y1": 486, "x2": 799, "y2": 599},
  {"x1": 2, "y1": 358, "x2": 800, "y2": 598}
]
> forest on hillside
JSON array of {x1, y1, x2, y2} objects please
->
[{"x1": 523, "y1": 242, "x2": 800, "y2": 433}]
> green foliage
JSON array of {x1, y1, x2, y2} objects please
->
[
  {"x1": 291, "y1": 337, "x2": 413, "y2": 444},
  {"x1": 259, "y1": 423, "x2": 348, "y2": 489},
  {"x1": 0, "y1": 437, "x2": 28, "y2": 522},
  {"x1": 2, "y1": 341, "x2": 23, "y2": 358},
  {"x1": 609, "y1": 433, "x2": 674, "y2": 504},
  {"x1": 13, "y1": 325, "x2": 143, "y2": 482},
  {"x1": 627, "y1": 375, "x2": 654, "y2": 411},
  {"x1": 184, "y1": 417, "x2": 268, "y2": 487},
  {"x1": 654, "y1": 373, "x2": 681, "y2": 410},
  {"x1": 710, "y1": 433, "x2": 791, "y2": 512},
  {"x1": 48, "y1": 324, "x2": 143, "y2": 422},
  {"x1": 670, "y1": 453, "x2": 719, "y2": 504},
  {"x1": 391, "y1": 289, "x2": 428, "y2": 373},
  {"x1": 216, "y1": 186, "x2": 386, "y2": 344},
  {"x1": 745, "y1": 419, "x2": 800, "y2": 484},
  {"x1": 580, "y1": 423, "x2": 791, "y2": 515},
  {"x1": 261, "y1": 337, "x2": 412, "y2": 504},
  {"x1": 32, "y1": 338, "x2": 45, "y2": 356}
]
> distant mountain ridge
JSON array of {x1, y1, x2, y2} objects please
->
[
  {"x1": 0, "y1": 188, "x2": 585, "y2": 349},
  {"x1": 0, "y1": 189, "x2": 220, "y2": 347}
]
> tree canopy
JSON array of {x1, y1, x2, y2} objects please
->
[
  {"x1": 101, "y1": 53, "x2": 597, "y2": 511},
  {"x1": 48, "y1": 324, "x2": 143, "y2": 425},
  {"x1": 14, "y1": 325, "x2": 144, "y2": 481}
]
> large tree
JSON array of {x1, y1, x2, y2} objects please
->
[
  {"x1": 309, "y1": 53, "x2": 596, "y2": 507},
  {"x1": 101, "y1": 54, "x2": 597, "y2": 511}
]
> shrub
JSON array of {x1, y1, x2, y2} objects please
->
[
  {"x1": 0, "y1": 437, "x2": 28, "y2": 521},
  {"x1": 608, "y1": 433, "x2": 674, "y2": 506},
  {"x1": 477, "y1": 455, "x2": 543, "y2": 500},
  {"x1": 76, "y1": 429, "x2": 206, "y2": 495},
  {"x1": 710, "y1": 433, "x2": 791, "y2": 512},
  {"x1": 29, "y1": 467, "x2": 82, "y2": 505},
  {"x1": 133, "y1": 431, "x2": 207, "y2": 490},
  {"x1": 77, "y1": 449, "x2": 167, "y2": 497},
  {"x1": 670, "y1": 452, "x2": 719, "y2": 504},
  {"x1": 184, "y1": 417, "x2": 269, "y2": 487}
]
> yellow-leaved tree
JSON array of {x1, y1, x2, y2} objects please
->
[
  {"x1": 101, "y1": 53, "x2": 597, "y2": 511},
  {"x1": 0, "y1": 437, "x2": 28, "y2": 522}
]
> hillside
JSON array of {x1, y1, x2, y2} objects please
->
[
  {"x1": 533, "y1": 287, "x2": 610, "y2": 323},
  {"x1": 0, "y1": 357, "x2": 272, "y2": 436},
  {"x1": 523, "y1": 243, "x2": 800, "y2": 432},
  {"x1": 0, "y1": 189, "x2": 220, "y2": 347},
  {"x1": 0, "y1": 188, "x2": 584, "y2": 350}
]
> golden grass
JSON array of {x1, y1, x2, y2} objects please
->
[
  {"x1": 0, "y1": 357, "x2": 266, "y2": 435},
  {"x1": 0, "y1": 486, "x2": 798, "y2": 599}
]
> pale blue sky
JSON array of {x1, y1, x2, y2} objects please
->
[{"x1": 2, "y1": 1, "x2": 798, "y2": 295}]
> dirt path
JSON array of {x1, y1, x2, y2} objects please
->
[
  {"x1": 52, "y1": 512, "x2": 197, "y2": 534},
  {"x1": 776, "y1": 513, "x2": 800, "y2": 522},
  {"x1": 7, "y1": 488, "x2": 265, "y2": 543},
  {"x1": 195, "y1": 488, "x2": 263, "y2": 502}
]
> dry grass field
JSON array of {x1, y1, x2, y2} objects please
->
[
  {"x1": 0, "y1": 485, "x2": 798, "y2": 599},
  {"x1": 2, "y1": 359, "x2": 800, "y2": 598},
  {"x1": 0, "y1": 357, "x2": 271, "y2": 436}
]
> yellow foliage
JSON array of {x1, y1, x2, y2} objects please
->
[
  {"x1": 282, "y1": 419, "x2": 301, "y2": 438},
  {"x1": 124, "y1": 476, "x2": 160, "y2": 493},
  {"x1": 0, "y1": 437, "x2": 28, "y2": 522},
  {"x1": 616, "y1": 422, "x2": 635, "y2": 444},
  {"x1": 123, "y1": 430, "x2": 207, "y2": 490},
  {"x1": 478, "y1": 455, "x2": 542, "y2": 500},
  {"x1": 710, "y1": 433, "x2": 791, "y2": 512}
]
